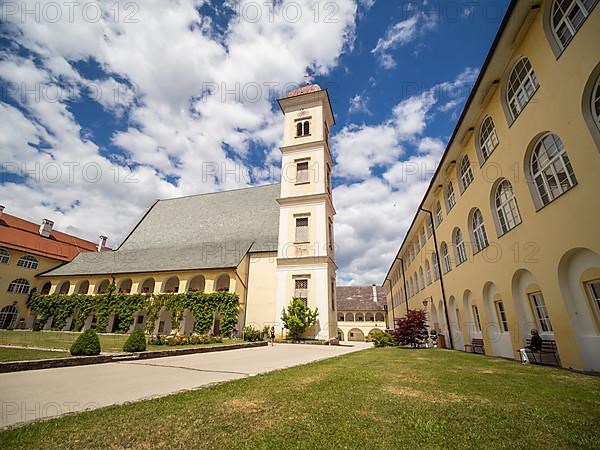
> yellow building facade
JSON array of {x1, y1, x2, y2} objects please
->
[
  {"x1": 36, "y1": 85, "x2": 338, "y2": 340},
  {"x1": 384, "y1": 0, "x2": 600, "y2": 371}
]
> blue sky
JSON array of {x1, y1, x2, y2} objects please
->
[{"x1": 0, "y1": 0, "x2": 508, "y2": 284}]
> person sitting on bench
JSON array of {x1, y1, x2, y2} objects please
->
[{"x1": 519, "y1": 329, "x2": 542, "y2": 364}]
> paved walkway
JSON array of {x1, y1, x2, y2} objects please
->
[{"x1": 0, "y1": 342, "x2": 370, "y2": 429}]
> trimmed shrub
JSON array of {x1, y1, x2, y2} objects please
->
[
  {"x1": 123, "y1": 328, "x2": 147, "y2": 352},
  {"x1": 70, "y1": 330, "x2": 101, "y2": 356},
  {"x1": 243, "y1": 325, "x2": 263, "y2": 342},
  {"x1": 372, "y1": 331, "x2": 395, "y2": 348}
]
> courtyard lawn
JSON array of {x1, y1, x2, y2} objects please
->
[
  {"x1": 0, "y1": 330, "x2": 242, "y2": 353},
  {"x1": 0, "y1": 347, "x2": 70, "y2": 362},
  {"x1": 1, "y1": 348, "x2": 599, "y2": 449}
]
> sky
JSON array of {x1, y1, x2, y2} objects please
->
[{"x1": 0, "y1": 0, "x2": 509, "y2": 285}]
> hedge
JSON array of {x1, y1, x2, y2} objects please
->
[
  {"x1": 70, "y1": 329, "x2": 101, "y2": 356},
  {"x1": 27, "y1": 290, "x2": 240, "y2": 336}
]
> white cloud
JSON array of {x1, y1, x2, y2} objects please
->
[
  {"x1": 371, "y1": 10, "x2": 438, "y2": 69},
  {"x1": 0, "y1": 0, "x2": 358, "y2": 244},
  {"x1": 348, "y1": 93, "x2": 372, "y2": 115},
  {"x1": 332, "y1": 69, "x2": 476, "y2": 285}
]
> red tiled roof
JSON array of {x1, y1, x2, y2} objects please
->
[
  {"x1": 336, "y1": 286, "x2": 386, "y2": 311},
  {"x1": 0, "y1": 213, "x2": 101, "y2": 261},
  {"x1": 286, "y1": 84, "x2": 322, "y2": 98}
]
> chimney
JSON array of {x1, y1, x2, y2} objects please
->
[
  {"x1": 372, "y1": 284, "x2": 378, "y2": 303},
  {"x1": 39, "y1": 219, "x2": 54, "y2": 237},
  {"x1": 97, "y1": 235, "x2": 108, "y2": 252},
  {"x1": 0, "y1": 205, "x2": 4, "y2": 217}
]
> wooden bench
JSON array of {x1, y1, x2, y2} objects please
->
[
  {"x1": 522, "y1": 339, "x2": 559, "y2": 365},
  {"x1": 464, "y1": 338, "x2": 485, "y2": 354}
]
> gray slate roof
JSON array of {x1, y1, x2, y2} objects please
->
[
  {"x1": 336, "y1": 286, "x2": 386, "y2": 311},
  {"x1": 42, "y1": 184, "x2": 281, "y2": 276}
]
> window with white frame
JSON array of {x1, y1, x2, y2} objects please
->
[
  {"x1": 296, "y1": 160, "x2": 309, "y2": 183},
  {"x1": 529, "y1": 292, "x2": 554, "y2": 333},
  {"x1": 459, "y1": 155, "x2": 474, "y2": 191},
  {"x1": 295, "y1": 216, "x2": 309, "y2": 242},
  {"x1": 530, "y1": 133, "x2": 576, "y2": 207},
  {"x1": 0, "y1": 248, "x2": 9, "y2": 264},
  {"x1": 446, "y1": 183, "x2": 456, "y2": 211},
  {"x1": 418, "y1": 267, "x2": 425, "y2": 290},
  {"x1": 16, "y1": 255, "x2": 39, "y2": 270},
  {"x1": 495, "y1": 180, "x2": 522, "y2": 234},
  {"x1": 7, "y1": 278, "x2": 31, "y2": 295},
  {"x1": 471, "y1": 209, "x2": 489, "y2": 253},
  {"x1": 479, "y1": 115, "x2": 499, "y2": 160},
  {"x1": 507, "y1": 57, "x2": 539, "y2": 121},
  {"x1": 591, "y1": 74, "x2": 600, "y2": 132},
  {"x1": 495, "y1": 301, "x2": 509, "y2": 332},
  {"x1": 432, "y1": 254, "x2": 440, "y2": 280},
  {"x1": 472, "y1": 305, "x2": 482, "y2": 332},
  {"x1": 435, "y1": 201, "x2": 443, "y2": 226},
  {"x1": 551, "y1": 0, "x2": 598, "y2": 50},
  {"x1": 424, "y1": 260, "x2": 432, "y2": 285},
  {"x1": 454, "y1": 229, "x2": 467, "y2": 265},
  {"x1": 441, "y1": 243, "x2": 452, "y2": 273},
  {"x1": 586, "y1": 279, "x2": 600, "y2": 322},
  {"x1": 294, "y1": 278, "x2": 309, "y2": 306}
]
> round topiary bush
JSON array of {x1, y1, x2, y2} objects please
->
[
  {"x1": 123, "y1": 328, "x2": 147, "y2": 352},
  {"x1": 70, "y1": 329, "x2": 101, "y2": 356}
]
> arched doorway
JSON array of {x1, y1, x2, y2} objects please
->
[
  {"x1": 348, "y1": 328, "x2": 365, "y2": 342},
  {"x1": 484, "y1": 281, "x2": 514, "y2": 358},
  {"x1": 463, "y1": 289, "x2": 482, "y2": 343},
  {"x1": 558, "y1": 248, "x2": 600, "y2": 371},
  {"x1": 448, "y1": 295, "x2": 464, "y2": 351},
  {"x1": 0, "y1": 305, "x2": 18, "y2": 329}
]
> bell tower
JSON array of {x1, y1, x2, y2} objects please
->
[{"x1": 275, "y1": 84, "x2": 337, "y2": 341}]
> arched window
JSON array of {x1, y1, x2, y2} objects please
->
[
  {"x1": 365, "y1": 312, "x2": 374, "y2": 322},
  {"x1": 8, "y1": 278, "x2": 31, "y2": 295},
  {"x1": 40, "y1": 281, "x2": 51, "y2": 295},
  {"x1": 0, "y1": 248, "x2": 10, "y2": 264},
  {"x1": 446, "y1": 183, "x2": 456, "y2": 211},
  {"x1": 471, "y1": 209, "x2": 489, "y2": 253},
  {"x1": 592, "y1": 74, "x2": 600, "y2": 132},
  {"x1": 507, "y1": 57, "x2": 539, "y2": 120},
  {"x1": 434, "y1": 201, "x2": 443, "y2": 226},
  {"x1": 188, "y1": 275, "x2": 206, "y2": 292},
  {"x1": 16, "y1": 255, "x2": 39, "y2": 270},
  {"x1": 441, "y1": 243, "x2": 452, "y2": 273},
  {"x1": 77, "y1": 280, "x2": 89, "y2": 294},
  {"x1": 296, "y1": 122, "x2": 303, "y2": 137},
  {"x1": 459, "y1": 155, "x2": 474, "y2": 191},
  {"x1": 117, "y1": 278, "x2": 132, "y2": 293},
  {"x1": 495, "y1": 180, "x2": 521, "y2": 234},
  {"x1": 551, "y1": 0, "x2": 597, "y2": 50},
  {"x1": 375, "y1": 312, "x2": 385, "y2": 322},
  {"x1": 163, "y1": 276, "x2": 180, "y2": 293},
  {"x1": 215, "y1": 274, "x2": 230, "y2": 292},
  {"x1": 425, "y1": 260, "x2": 432, "y2": 285},
  {"x1": 530, "y1": 133, "x2": 576, "y2": 206},
  {"x1": 453, "y1": 229, "x2": 467, "y2": 266},
  {"x1": 479, "y1": 115, "x2": 499, "y2": 160},
  {"x1": 418, "y1": 267, "x2": 425, "y2": 290},
  {"x1": 303, "y1": 121, "x2": 310, "y2": 135},
  {"x1": 95, "y1": 279, "x2": 109, "y2": 294},
  {"x1": 139, "y1": 277, "x2": 155, "y2": 294},
  {"x1": 0, "y1": 305, "x2": 18, "y2": 329},
  {"x1": 57, "y1": 281, "x2": 70, "y2": 295},
  {"x1": 432, "y1": 254, "x2": 440, "y2": 280},
  {"x1": 409, "y1": 277, "x2": 414, "y2": 297},
  {"x1": 345, "y1": 312, "x2": 354, "y2": 322}
]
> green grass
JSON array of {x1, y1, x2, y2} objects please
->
[
  {"x1": 0, "y1": 347, "x2": 70, "y2": 362},
  {"x1": 0, "y1": 330, "x2": 242, "y2": 353},
  {"x1": 1, "y1": 348, "x2": 599, "y2": 449}
]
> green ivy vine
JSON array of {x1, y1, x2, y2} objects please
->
[{"x1": 27, "y1": 290, "x2": 239, "y2": 336}]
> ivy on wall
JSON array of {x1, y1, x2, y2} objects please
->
[{"x1": 27, "y1": 289, "x2": 239, "y2": 336}]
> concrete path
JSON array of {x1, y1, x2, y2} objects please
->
[{"x1": 0, "y1": 342, "x2": 370, "y2": 429}]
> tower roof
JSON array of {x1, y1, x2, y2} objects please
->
[{"x1": 286, "y1": 84, "x2": 322, "y2": 98}]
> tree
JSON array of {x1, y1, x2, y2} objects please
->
[
  {"x1": 392, "y1": 309, "x2": 429, "y2": 348},
  {"x1": 281, "y1": 298, "x2": 318, "y2": 340}
]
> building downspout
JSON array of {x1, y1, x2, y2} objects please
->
[
  {"x1": 399, "y1": 257, "x2": 409, "y2": 315},
  {"x1": 420, "y1": 208, "x2": 454, "y2": 350}
]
